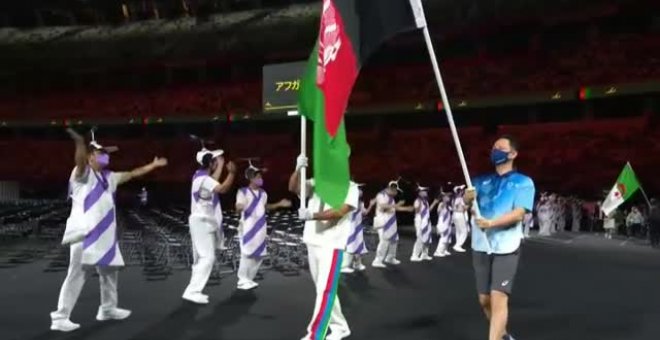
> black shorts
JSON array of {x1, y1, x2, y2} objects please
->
[{"x1": 472, "y1": 249, "x2": 520, "y2": 295}]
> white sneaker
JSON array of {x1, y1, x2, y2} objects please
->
[
  {"x1": 238, "y1": 281, "x2": 259, "y2": 291},
  {"x1": 422, "y1": 254, "x2": 433, "y2": 261},
  {"x1": 341, "y1": 267, "x2": 355, "y2": 274},
  {"x1": 433, "y1": 251, "x2": 445, "y2": 257},
  {"x1": 385, "y1": 258, "x2": 401, "y2": 265},
  {"x1": 354, "y1": 263, "x2": 367, "y2": 271},
  {"x1": 326, "y1": 329, "x2": 352, "y2": 340},
  {"x1": 410, "y1": 256, "x2": 423, "y2": 262},
  {"x1": 96, "y1": 308, "x2": 132, "y2": 321},
  {"x1": 443, "y1": 250, "x2": 451, "y2": 256},
  {"x1": 372, "y1": 260, "x2": 386, "y2": 268},
  {"x1": 50, "y1": 319, "x2": 80, "y2": 332},
  {"x1": 182, "y1": 292, "x2": 209, "y2": 304},
  {"x1": 453, "y1": 246, "x2": 466, "y2": 253}
]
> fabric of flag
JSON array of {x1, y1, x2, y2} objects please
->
[
  {"x1": 601, "y1": 163, "x2": 641, "y2": 216},
  {"x1": 298, "y1": 0, "x2": 425, "y2": 208}
]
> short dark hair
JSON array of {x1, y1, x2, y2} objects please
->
[
  {"x1": 201, "y1": 153, "x2": 214, "y2": 169},
  {"x1": 499, "y1": 134, "x2": 519, "y2": 151}
]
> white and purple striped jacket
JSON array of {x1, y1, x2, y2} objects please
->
[
  {"x1": 346, "y1": 202, "x2": 368, "y2": 254},
  {"x1": 67, "y1": 167, "x2": 124, "y2": 267},
  {"x1": 237, "y1": 187, "x2": 268, "y2": 258}
]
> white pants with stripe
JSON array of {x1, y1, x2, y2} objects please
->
[
  {"x1": 302, "y1": 244, "x2": 349, "y2": 340},
  {"x1": 411, "y1": 222, "x2": 430, "y2": 259},
  {"x1": 50, "y1": 242, "x2": 119, "y2": 322},
  {"x1": 237, "y1": 255, "x2": 263, "y2": 285},
  {"x1": 374, "y1": 229, "x2": 398, "y2": 263},
  {"x1": 184, "y1": 217, "x2": 217, "y2": 296},
  {"x1": 453, "y1": 213, "x2": 468, "y2": 249}
]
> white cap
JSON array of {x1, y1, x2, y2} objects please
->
[
  {"x1": 453, "y1": 185, "x2": 466, "y2": 193},
  {"x1": 417, "y1": 185, "x2": 429, "y2": 192},
  {"x1": 388, "y1": 181, "x2": 403, "y2": 192},
  {"x1": 89, "y1": 141, "x2": 118, "y2": 153},
  {"x1": 196, "y1": 148, "x2": 224, "y2": 165},
  {"x1": 244, "y1": 164, "x2": 263, "y2": 179}
]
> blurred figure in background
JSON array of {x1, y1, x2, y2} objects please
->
[
  {"x1": 452, "y1": 185, "x2": 469, "y2": 252},
  {"x1": 649, "y1": 199, "x2": 660, "y2": 248},
  {"x1": 625, "y1": 206, "x2": 644, "y2": 238},
  {"x1": 138, "y1": 187, "x2": 148, "y2": 208},
  {"x1": 434, "y1": 190, "x2": 453, "y2": 257}
]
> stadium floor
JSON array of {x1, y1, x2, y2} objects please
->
[{"x1": 1, "y1": 234, "x2": 660, "y2": 340}]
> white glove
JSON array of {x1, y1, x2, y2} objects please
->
[
  {"x1": 298, "y1": 207, "x2": 314, "y2": 221},
  {"x1": 296, "y1": 155, "x2": 309, "y2": 171}
]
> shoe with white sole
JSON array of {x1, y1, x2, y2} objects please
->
[
  {"x1": 422, "y1": 254, "x2": 433, "y2": 261},
  {"x1": 354, "y1": 263, "x2": 367, "y2": 271},
  {"x1": 238, "y1": 281, "x2": 259, "y2": 291},
  {"x1": 182, "y1": 292, "x2": 209, "y2": 304},
  {"x1": 453, "y1": 246, "x2": 466, "y2": 253},
  {"x1": 326, "y1": 329, "x2": 352, "y2": 340},
  {"x1": 410, "y1": 256, "x2": 423, "y2": 262},
  {"x1": 385, "y1": 258, "x2": 401, "y2": 265},
  {"x1": 372, "y1": 260, "x2": 386, "y2": 268},
  {"x1": 50, "y1": 319, "x2": 80, "y2": 332},
  {"x1": 96, "y1": 308, "x2": 131, "y2": 321},
  {"x1": 341, "y1": 267, "x2": 355, "y2": 274}
]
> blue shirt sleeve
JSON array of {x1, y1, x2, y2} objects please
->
[{"x1": 513, "y1": 176, "x2": 535, "y2": 212}]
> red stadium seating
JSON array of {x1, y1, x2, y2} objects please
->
[
  {"x1": 0, "y1": 33, "x2": 658, "y2": 121},
  {"x1": 1, "y1": 117, "x2": 657, "y2": 198}
]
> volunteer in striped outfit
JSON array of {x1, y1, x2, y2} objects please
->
[
  {"x1": 182, "y1": 147, "x2": 236, "y2": 304},
  {"x1": 411, "y1": 186, "x2": 439, "y2": 262},
  {"x1": 289, "y1": 155, "x2": 358, "y2": 340},
  {"x1": 452, "y1": 185, "x2": 469, "y2": 253},
  {"x1": 372, "y1": 181, "x2": 413, "y2": 268},
  {"x1": 433, "y1": 191, "x2": 453, "y2": 257},
  {"x1": 235, "y1": 165, "x2": 291, "y2": 290},
  {"x1": 341, "y1": 185, "x2": 376, "y2": 274},
  {"x1": 51, "y1": 129, "x2": 167, "y2": 332}
]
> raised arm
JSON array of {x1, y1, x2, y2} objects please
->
[
  {"x1": 118, "y1": 157, "x2": 168, "y2": 185},
  {"x1": 213, "y1": 161, "x2": 237, "y2": 194},
  {"x1": 288, "y1": 155, "x2": 308, "y2": 195},
  {"x1": 67, "y1": 129, "x2": 88, "y2": 179},
  {"x1": 430, "y1": 199, "x2": 440, "y2": 211}
]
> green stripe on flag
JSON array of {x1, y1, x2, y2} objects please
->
[
  {"x1": 298, "y1": 44, "x2": 351, "y2": 209},
  {"x1": 617, "y1": 163, "x2": 640, "y2": 200}
]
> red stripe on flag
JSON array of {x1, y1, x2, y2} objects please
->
[{"x1": 316, "y1": 0, "x2": 359, "y2": 138}]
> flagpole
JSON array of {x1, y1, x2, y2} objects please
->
[
  {"x1": 627, "y1": 162, "x2": 652, "y2": 210},
  {"x1": 300, "y1": 114, "x2": 308, "y2": 210},
  {"x1": 416, "y1": 5, "x2": 492, "y2": 253}
]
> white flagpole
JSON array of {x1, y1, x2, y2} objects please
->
[
  {"x1": 412, "y1": 0, "x2": 492, "y2": 253},
  {"x1": 300, "y1": 114, "x2": 308, "y2": 210}
]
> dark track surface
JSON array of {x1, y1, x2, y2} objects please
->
[{"x1": 2, "y1": 233, "x2": 660, "y2": 340}]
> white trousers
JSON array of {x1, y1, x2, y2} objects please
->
[
  {"x1": 302, "y1": 245, "x2": 349, "y2": 340},
  {"x1": 184, "y1": 219, "x2": 217, "y2": 296},
  {"x1": 341, "y1": 253, "x2": 364, "y2": 269},
  {"x1": 453, "y1": 213, "x2": 468, "y2": 249},
  {"x1": 237, "y1": 255, "x2": 263, "y2": 284},
  {"x1": 374, "y1": 229, "x2": 397, "y2": 263},
  {"x1": 538, "y1": 216, "x2": 552, "y2": 236},
  {"x1": 434, "y1": 223, "x2": 451, "y2": 254},
  {"x1": 411, "y1": 225, "x2": 429, "y2": 259},
  {"x1": 51, "y1": 242, "x2": 119, "y2": 322}
]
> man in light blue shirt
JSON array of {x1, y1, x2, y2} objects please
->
[{"x1": 464, "y1": 135, "x2": 535, "y2": 340}]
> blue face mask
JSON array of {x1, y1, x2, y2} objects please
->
[{"x1": 490, "y1": 149, "x2": 510, "y2": 166}]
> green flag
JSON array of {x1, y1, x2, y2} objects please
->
[
  {"x1": 601, "y1": 163, "x2": 641, "y2": 216},
  {"x1": 298, "y1": 44, "x2": 351, "y2": 208}
]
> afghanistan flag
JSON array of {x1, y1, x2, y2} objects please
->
[
  {"x1": 601, "y1": 163, "x2": 641, "y2": 216},
  {"x1": 298, "y1": 0, "x2": 427, "y2": 208}
]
